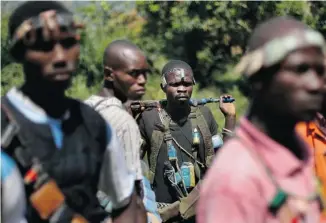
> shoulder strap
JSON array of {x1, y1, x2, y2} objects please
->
[
  {"x1": 1, "y1": 98, "x2": 40, "y2": 168},
  {"x1": 1, "y1": 99, "x2": 20, "y2": 149},
  {"x1": 148, "y1": 106, "x2": 214, "y2": 183},
  {"x1": 1, "y1": 99, "x2": 33, "y2": 169},
  {"x1": 189, "y1": 106, "x2": 214, "y2": 168},
  {"x1": 148, "y1": 108, "x2": 171, "y2": 184}
]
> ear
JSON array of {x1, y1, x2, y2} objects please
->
[
  {"x1": 160, "y1": 83, "x2": 166, "y2": 92},
  {"x1": 192, "y1": 77, "x2": 196, "y2": 85},
  {"x1": 104, "y1": 66, "x2": 114, "y2": 81}
]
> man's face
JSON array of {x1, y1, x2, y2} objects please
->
[
  {"x1": 109, "y1": 49, "x2": 149, "y2": 101},
  {"x1": 164, "y1": 68, "x2": 194, "y2": 105},
  {"x1": 24, "y1": 17, "x2": 80, "y2": 90},
  {"x1": 261, "y1": 46, "x2": 325, "y2": 121}
]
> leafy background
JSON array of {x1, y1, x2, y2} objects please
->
[{"x1": 1, "y1": 1, "x2": 326, "y2": 128}]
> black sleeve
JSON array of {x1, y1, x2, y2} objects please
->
[{"x1": 200, "y1": 106, "x2": 218, "y2": 135}]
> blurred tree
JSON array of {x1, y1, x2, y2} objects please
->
[
  {"x1": 76, "y1": 0, "x2": 147, "y2": 87},
  {"x1": 1, "y1": 14, "x2": 24, "y2": 95},
  {"x1": 136, "y1": 1, "x2": 323, "y2": 91},
  {"x1": 1, "y1": 1, "x2": 325, "y2": 123}
]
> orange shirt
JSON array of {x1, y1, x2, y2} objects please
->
[{"x1": 296, "y1": 115, "x2": 326, "y2": 213}]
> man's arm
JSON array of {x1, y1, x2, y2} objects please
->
[
  {"x1": 118, "y1": 121, "x2": 143, "y2": 181},
  {"x1": 119, "y1": 119, "x2": 150, "y2": 223},
  {"x1": 202, "y1": 106, "x2": 218, "y2": 136},
  {"x1": 120, "y1": 123, "x2": 149, "y2": 223},
  {"x1": 93, "y1": 103, "x2": 147, "y2": 222},
  {"x1": 199, "y1": 106, "x2": 224, "y2": 152},
  {"x1": 98, "y1": 124, "x2": 141, "y2": 223}
]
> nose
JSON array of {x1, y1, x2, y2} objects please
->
[
  {"x1": 304, "y1": 70, "x2": 324, "y2": 93},
  {"x1": 53, "y1": 43, "x2": 66, "y2": 63},
  {"x1": 177, "y1": 85, "x2": 187, "y2": 93},
  {"x1": 137, "y1": 74, "x2": 146, "y2": 86}
]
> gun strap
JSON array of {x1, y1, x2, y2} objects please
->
[
  {"x1": 158, "y1": 109, "x2": 188, "y2": 197},
  {"x1": 148, "y1": 105, "x2": 210, "y2": 185},
  {"x1": 189, "y1": 106, "x2": 214, "y2": 168},
  {"x1": 1, "y1": 100, "x2": 20, "y2": 148},
  {"x1": 171, "y1": 138, "x2": 205, "y2": 168}
]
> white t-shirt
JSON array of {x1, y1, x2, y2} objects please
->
[{"x1": 85, "y1": 95, "x2": 142, "y2": 180}]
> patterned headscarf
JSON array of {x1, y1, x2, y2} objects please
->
[{"x1": 234, "y1": 29, "x2": 326, "y2": 77}]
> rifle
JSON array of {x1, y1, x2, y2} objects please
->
[{"x1": 130, "y1": 97, "x2": 235, "y2": 116}]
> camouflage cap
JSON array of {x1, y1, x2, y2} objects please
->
[
  {"x1": 10, "y1": 10, "x2": 84, "y2": 51},
  {"x1": 234, "y1": 29, "x2": 326, "y2": 77}
]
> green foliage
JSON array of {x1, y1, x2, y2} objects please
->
[
  {"x1": 76, "y1": 1, "x2": 147, "y2": 86},
  {"x1": 1, "y1": 14, "x2": 12, "y2": 68},
  {"x1": 66, "y1": 75, "x2": 100, "y2": 100},
  {"x1": 136, "y1": 1, "x2": 324, "y2": 90},
  {"x1": 1, "y1": 1, "x2": 325, "y2": 125},
  {"x1": 1, "y1": 13, "x2": 25, "y2": 95},
  {"x1": 1, "y1": 63, "x2": 24, "y2": 95}
]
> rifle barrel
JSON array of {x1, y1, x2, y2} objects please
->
[{"x1": 130, "y1": 97, "x2": 235, "y2": 110}]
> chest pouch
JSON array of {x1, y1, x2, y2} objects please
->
[
  {"x1": 167, "y1": 142, "x2": 177, "y2": 161},
  {"x1": 192, "y1": 128, "x2": 200, "y2": 146},
  {"x1": 181, "y1": 162, "x2": 195, "y2": 189}
]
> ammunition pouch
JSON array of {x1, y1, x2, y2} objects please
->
[
  {"x1": 157, "y1": 182, "x2": 201, "y2": 222},
  {"x1": 179, "y1": 181, "x2": 201, "y2": 220}
]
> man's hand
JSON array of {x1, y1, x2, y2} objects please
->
[
  {"x1": 112, "y1": 189, "x2": 146, "y2": 223},
  {"x1": 219, "y1": 94, "x2": 236, "y2": 142},
  {"x1": 219, "y1": 94, "x2": 236, "y2": 117}
]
